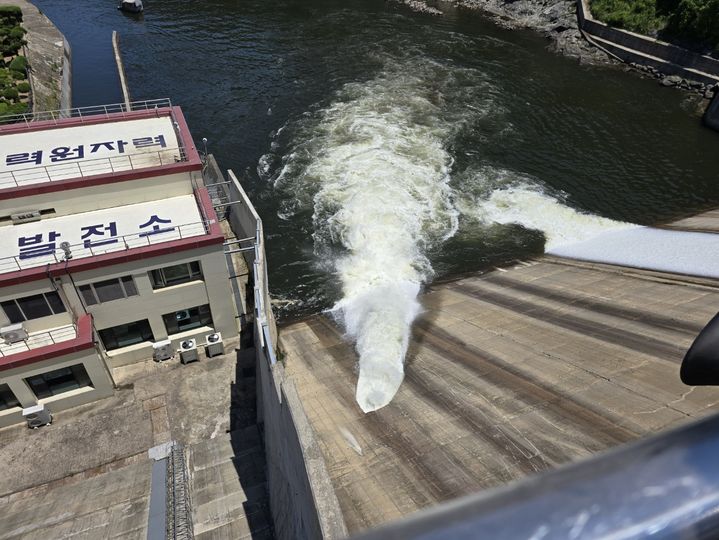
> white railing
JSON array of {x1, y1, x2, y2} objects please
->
[
  {"x1": 0, "y1": 219, "x2": 210, "y2": 275},
  {"x1": 0, "y1": 98, "x2": 173, "y2": 127},
  {"x1": 0, "y1": 147, "x2": 188, "y2": 189},
  {"x1": 0, "y1": 323, "x2": 77, "y2": 357}
]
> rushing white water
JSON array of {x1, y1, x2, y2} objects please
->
[
  {"x1": 271, "y1": 57, "x2": 632, "y2": 413},
  {"x1": 272, "y1": 57, "x2": 496, "y2": 412},
  {"x1": 456, "y1": 168, "x2": 632, "y2": 250}
]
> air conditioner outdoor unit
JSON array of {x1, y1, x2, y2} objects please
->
[
  {"x1": 205, "y1": 332, "x2": 224, "y2": 357},
  {"x1": 1, "y1": 323, "x2": 28, "y2": 345},
  {"x1": 23, "y1": 404, "x2": 52, "y2": 428},
  {"x1": 179, "y1": 338, "x2": 199, "y2": 364},
  {"x1": 152, "y1": 339, "x2": 174, "y2": 362}
]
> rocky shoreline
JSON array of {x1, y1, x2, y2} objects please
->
[{"x1": 391, "y1": 0, "x2": 716, "y2": 106}]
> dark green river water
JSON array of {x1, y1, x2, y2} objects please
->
[{"x1": 34, "y1": 0, "x2": 719, "y2": 319}]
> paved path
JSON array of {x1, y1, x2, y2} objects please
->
[
  {"x1": 189, "y1": 425, "x2": 273, "y2": 539},
  {"x1": 0, "y1": 460, "x2": 151, "y2": 540},
  {"x1": 281, "y1": 258, "x2": 719, "y2": 534}
]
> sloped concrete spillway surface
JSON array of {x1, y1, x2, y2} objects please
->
[{"x1": 281, "y1": 258, "x2": 719, "y2": 534}]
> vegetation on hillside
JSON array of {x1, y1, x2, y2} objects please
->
[
  {"x1": 591, "y1": 0, "x2": 719, "y2": 52},
  {"x1": 0, "y1": 5, "x2": 29, "y2": 120}
]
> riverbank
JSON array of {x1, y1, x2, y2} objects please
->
[
  {"x1": 0, "y1": 0, "x2": 69, "y2": 112},
  {"x1": 395, "y1": 0, "x2": 715, "y2": 109}
]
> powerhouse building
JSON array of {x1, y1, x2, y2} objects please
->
[{"x1": 0, "y1": 101, "x2": 238, "y2": 427}]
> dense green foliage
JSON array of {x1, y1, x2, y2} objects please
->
[
  {"x1": 591, "y1": 0, "x2": 719, "y2": 51},
  {"x1": 0, "y1": 6, "x2": 22, "y2": 19},
  {"x1": 0, "y1": 6, "x2": 30, "y2": 121},
  {"x1": 0, "y1": 8, "x2": 25, "y2": 57},
  {"x1": 590, "y1": 0, "x2": 667, "y2": 34},
  {"x1": 8, "y1": 55, "x2": 26, "y2": 73}
]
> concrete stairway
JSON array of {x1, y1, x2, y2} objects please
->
[{"x1": 188, "y1": 425, "x2": 273, "y2": 539}]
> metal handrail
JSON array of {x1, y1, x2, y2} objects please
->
[
  {"x1": 0, "y1": 219, "x2": 211, "y2": 274},
  {"x1": 355, "y1": 410, "x2": 719, "y2": 540},
  {"x1": 0, "y1": 98, "x2": 173, "y2": 127},
  {"x1": 0, "y1": 322, "x2": 77, "y2": 357},
  {"x1": 0, "y1": 147, "x2": 188, "y2": 189}
]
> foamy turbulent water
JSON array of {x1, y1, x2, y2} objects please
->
[{"x1": 269, "y1": 55, "x2": 631, "y2": 412}]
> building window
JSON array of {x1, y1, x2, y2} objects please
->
[
  {"x1": 150, "y1": 261, "x2": 202, "y2": 289},
  {"x1": 0, "y1": 383, "x2": 20, "y2": 410},
  {"x1": 163, "y1": 304, "x2": 213, "y2": 335},
  {"x1": 98, "y1": 319, "x2": 155, "y2": 351},
  {"x1": 24, "y1": 364, "x2": 93, "y2": 400},
  {"x1": 1, "y1": 292, "x2": 66, "y2": 324},
  {"x1": 79, "y1": 276, "x2": 138, "y2": 306}
]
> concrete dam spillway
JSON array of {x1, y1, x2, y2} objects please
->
[{"x1": 20, "y1": 0, "x2": 719, "y2": 535}]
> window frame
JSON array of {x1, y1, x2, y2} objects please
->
[
  {"x1": 162, "y1": 304, "x2": 213, "y2": 335},
  {"x1": 79, "y1": 275, "x2": 139, "y2": 306},
  {"x1": 98, "y1": 319, "x2": 155, "y2": 351},
  {"x1": 24, "y1": 364, "x2": 93, "y2": 400},
  {"x1": 1, "y1": 291, "x2": 66, "y2": 324},
  {"x1": 0, "y1": 383, "x2": 20, "y2": 410},
  {"x1": 150, "y1": 261, "x2": 203, "y2": 289}
]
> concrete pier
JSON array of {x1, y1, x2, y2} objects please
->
[{"x1": 280, "y1": 224, "x2": 719, "y2": 534}]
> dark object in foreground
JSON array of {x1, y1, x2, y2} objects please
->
[
  {"x1": 118, "y1": 0, "x2": 143, "y2": 13},
  {"x1": 354, "y1": 412, "x2": 719, "y2": 540},
  {"x1": 681, "y1": 312, "x2": 719, "y2": 385}
]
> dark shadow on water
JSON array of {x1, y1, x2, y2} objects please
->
[{"x1": 228, "y1": 320, "x2": 275, "y2": 539}]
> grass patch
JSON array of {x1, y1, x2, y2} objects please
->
[
  {"x1": 591, "y1": 0, "x2": 668, "y2": 34},
  {"x1": 591, "y1": 0, "x2": 719, "y2": 52}
]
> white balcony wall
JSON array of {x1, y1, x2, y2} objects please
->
[{"x1": 0, "y1": 170, "x2": 201, "y2": 222}]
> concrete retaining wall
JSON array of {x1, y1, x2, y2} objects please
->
[
  {"x1": 202, "y1": 155, "x2": 348, "y2": 539},
  {"x1": 258, "y1": 354, "x2": 348, "y2": 540},
  {"x1": 577, "y1": 0, "x2": 719, "y2": 85},
  {"x1": 704, "y1": 92, "x2": 719, "y2": 130}
]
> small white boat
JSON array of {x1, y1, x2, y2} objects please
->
[{"x1": 118, "y1": 0, "x2": 143, "y2": 13}]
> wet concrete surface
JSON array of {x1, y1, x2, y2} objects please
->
[{"x1": 281, "y1": 257, "x2": 719, "y2": 534}]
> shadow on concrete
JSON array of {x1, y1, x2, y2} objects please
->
[{"x1": 228, "y1": 320, "x2": 275, "y2": 539}]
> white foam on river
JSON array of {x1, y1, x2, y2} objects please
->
[
  {"x1": 271, "y1": 58, "x2": 636, "y2": 413},
  {"x1": 462, "y1": 182, "x2": 633, "y2": 250}
]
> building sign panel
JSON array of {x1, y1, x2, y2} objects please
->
[
  {"x1": 0, "y1": 195, "x2": 206, "y2": 272},
  {"x1": 0, "y1": 117, "x2": 181, "y2": 187}
]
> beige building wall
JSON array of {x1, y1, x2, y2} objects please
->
[
  {"x1": 0, "y1": 347, "x2": 114, "y2": 428},
  {"x1": 0, "y1": 281, "x2": 72, "y2": 332},
  {"x1": 0, "y1": 170, "x2": 203, "y2": 222},
  {"x1": 57, "y1": 244, "x2": 238, "y2": 367}
]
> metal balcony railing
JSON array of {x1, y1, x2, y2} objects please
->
[
  {"x1": 0, "y1": 147, "x2": 188, "y2": 189},
  {"x1": 0, "y1": 98, "x2": 173, "y2": 127},
  {"x1": 0, "y1": 219, "x2": 211, "y2": 275},
  {"x1": 0, "y1": 323, "x2": 77, "y2": 357}
]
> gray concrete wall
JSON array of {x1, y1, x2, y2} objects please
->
[
  {"x1": 257, "y1": 349, "x2": 348, "y2": 540},
  {"x1": 704, "y1": 92, "x2": 719, "y2": 130},
  {"x1": 202, "y1": 155, "x2": 347, "y2": 539},
  {"x1": 60, "y1": 39, "x2": 71, "y2": 111},
  {"x1": 577, "y1": 0, "x2": 719, "y2": 84}
]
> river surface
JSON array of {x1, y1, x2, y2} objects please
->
[{"x1": 35, "y1": 0, "x2": 719, "y2": 324}]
